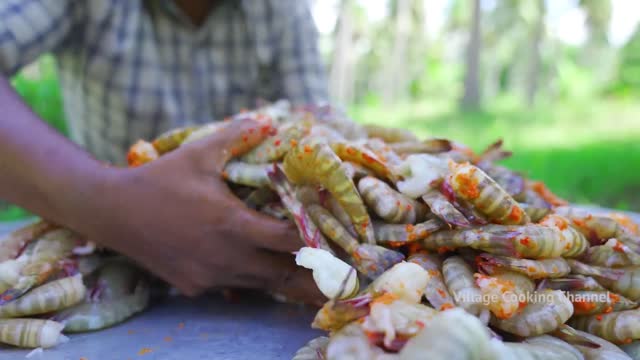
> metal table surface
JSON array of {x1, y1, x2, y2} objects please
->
[
  {"x1": 0, "y1": 221, "x2": 322, "y2": 360},
  {"x1": 0, "y1": 208, "x2": 639, "y2": 359}
]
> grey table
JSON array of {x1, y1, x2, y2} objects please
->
[
  {"x1": 0, "y1": 221, "x2": 321, "y2": 360},
  {"x1": 1, "y1": 208, "x2": 639, "y2": 359}
]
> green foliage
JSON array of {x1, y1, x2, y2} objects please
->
[
  {"x1": 610, "y1": 25, "x2": 640, "y2": 96},
  {"x1": 10, "y1": 56, "x2": 67, "y2": 135},
  {"x1": 1, "y1": 56, "x2": 67, "y2": 221},
  {"x1": 351, "y1": 98, "x2": 640, "y2": 211}
]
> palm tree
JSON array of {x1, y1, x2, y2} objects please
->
[
  {"x1": 329, "y1": 0, "x2": 357, "y2": 104},
  {"x1": 525, "y1": 0, "x2": 545, "y2": 105},
  {"x1": 460, "y1": 0, "x2": 482, "y2": 110}
]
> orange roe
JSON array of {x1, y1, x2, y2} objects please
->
[
  {"x1": 373, "y1": 292, "x2": 399, "y2": 305},
  {"x1": 613, "y1": 241, "x2": 625, "y2": 253},
  {"x1": 440, "y1": 303, "x2": 455, "y2": 311},
  {"x1": 508, "y1": 206, "x2": 523, "y2": 223},
  {"x1": 454, "y1": 172, "x2": 480, "y2": 199},
  {"x1": 573, "y1": 300, "x2": 597, "y2": 314}
]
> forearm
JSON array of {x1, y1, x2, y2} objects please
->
[{"x1": 0, "y1": 76, "x2": 109, "y2": 227}]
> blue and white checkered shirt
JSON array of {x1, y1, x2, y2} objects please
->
[{"x1": 0, "y1": 0, "x2": 328, "y2": 164}]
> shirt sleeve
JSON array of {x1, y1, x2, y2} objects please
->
[
  {"x1": 275, "y1": 0, "x2": 328, "y2": 105},
  {"x1": 0, "y1": 0, "x2": 82, "y2": 76}
]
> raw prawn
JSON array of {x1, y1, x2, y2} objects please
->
[
  {"x1": 306, "y1": 204, "x2": 404, "y2": 279},
  {"x1": 282, "y1": 139, "x2": 375, "y2": 244},
  {"x1": 358, "y1": 177, "x2": 428, "y2": 224},
  {"x1": 448, "y1": 162, "x2": 530, "y2": 225}
]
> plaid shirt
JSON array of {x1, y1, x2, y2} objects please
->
[{"x1": 0, "y1": 0, "x2": 328, "y2": 164}]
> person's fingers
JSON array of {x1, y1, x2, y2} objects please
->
[
  {"x1": 135, "y1": 255, "x2": 204, "y2": 297},
  {"x1": 273, "y1": 265, "x2": 326, "y2": 307},
  {"x1": 230, "y1": 206, "x2": 301, "y2": 253},
  {"x1": 188, "y1": 118, "x2": 274, "y2": 172}
]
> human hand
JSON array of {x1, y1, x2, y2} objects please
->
[{"x1": 70, "y1": 119, "x2": 324, "y2": 305}]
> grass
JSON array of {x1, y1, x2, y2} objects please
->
[{"x1": 350, "y1": 98, "x2": 640, "y2": 211}]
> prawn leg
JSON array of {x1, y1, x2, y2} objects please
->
[
  {"x1": 267, "y1": 166, "x2": 333, "y2": 251},
  {"x1": 538, "y1": 275, "x2": 607, "y2": 292}
]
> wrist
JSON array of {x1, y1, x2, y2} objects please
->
[{"x1": 40, "y1": 160, "x2": 121, "y2": 233}]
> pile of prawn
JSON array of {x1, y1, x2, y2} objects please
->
[
  {"x1": 0, "y1": 222, "x2": 150, "y2": 352},
  {"x1": 3, "y1": 100, "x2": 640, "y2": 359},
  {"x1": 128, "y1": 101, "x2": 640, "y2": 360}
]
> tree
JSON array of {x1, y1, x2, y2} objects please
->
[
  {"x1": 460, "y1": 0, "x2": 482, "y2": 110},
  {"x1": 525, "y1": 0, "x2": 545, "y2": 105},
  {"x1": 329, "y1": 0, "x2": 356, "y2": 104}
]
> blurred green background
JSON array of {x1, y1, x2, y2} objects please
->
[{"x1": 2, "y1": 0, "x2": 639, "y2": 221}]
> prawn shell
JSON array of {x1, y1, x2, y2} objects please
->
[
  {"x1": 0, "y1": 319, "x2": 66, "y2": 348},
  {"x1": 126, "y1": 140, "x2": 158, "y2": 167},
  {"x1": 491, "y1": 290, "x2": 573, "y2": 337},
  {"x1": 293, "y1": 336, "x2": 329, "y2": 360},
  {"x1": 241, "y1": 119, "x2": 312, "y2": 163},
  {"x1": 569, "y1": 309, "x2": 640, "y2": 344},
  {"x1": 0, "y1": 220, "x2": 56, "y2": 262},
  {"x1": 58, "y1": 281, "x2": 150, "y2": 333},
  {"x1": 330, "y1": 142, "x2": 395, "y2": 182},
  {"x1": 449, "y1": 163, "x2": 530, "y2": 225},
  {"x1": 0, "y1": 274, "x2": 86, "y2": 318},
  {"x1": 283, "y1": 139, "x2": 374, "y2": 244},
  {"x1": 151, "y1": 126, "x2": 197, "y2": 154}
]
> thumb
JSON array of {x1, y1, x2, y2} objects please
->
[{"x1": 190, "y1": 117, "x2": 275, "y2": 172}]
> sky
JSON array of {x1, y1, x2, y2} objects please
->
[{"x1": 312, "y1": 0, "x2": 640, "y2": 47}]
